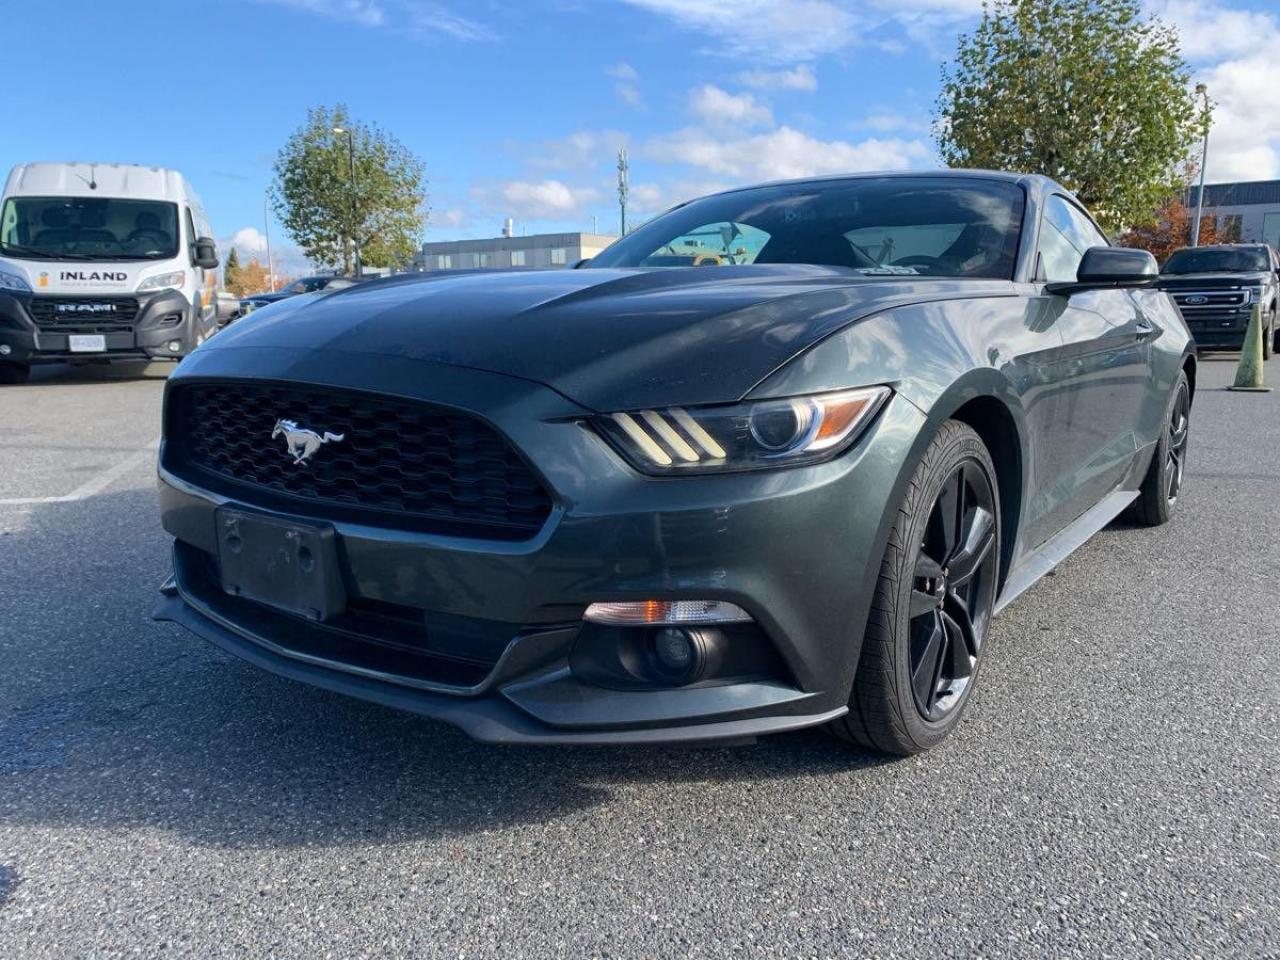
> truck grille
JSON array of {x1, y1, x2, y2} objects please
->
[
  {"x1": 1170, "y1": 290, "x2": 1247, "y2": 309},
  {"x1": 28, "y1": 296, "x2": 140, "y2": 334},
  {"x1": 164, "y1": 380, "x2": 554, "y2": 539}
]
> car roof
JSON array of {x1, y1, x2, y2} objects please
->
[{"x1": 697, "y1": 168, "x2": 1059, "y2": 201}]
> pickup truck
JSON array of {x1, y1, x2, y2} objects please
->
[{"x1": 1158, "y1": 243, "x2": 1279, "y2": 358}]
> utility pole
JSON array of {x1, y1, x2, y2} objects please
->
[
  {"x1": 1190, "y1": 83, "x2": 1210, "y2": 248},
  {"x1": 617, "y1": 147, "x2": 629, "y2": 236},
  {"x1": 263, "y1": 191, "x2": 275, "y2": 292},
  {"x1": 333, "y1": 126, "x2": 363, "y2": 277}
]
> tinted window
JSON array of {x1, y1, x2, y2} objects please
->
[
  {"x1": 1163, "y1": 247, "x2": 1270, "y2": 274},
  {"x1": 0, "y1": 196, "x2": 180, "y2": 261},
  {"x1": 1038, "y1": 195, "x2": 1108, "y2": 283},
  {"x1": 589, "y1": 177, "x2": 1027, "y2": 279}
]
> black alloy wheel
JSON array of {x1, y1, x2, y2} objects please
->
[
  {"x1": 832, "y1": 420, "x2": 1002, "y2": 755},
  {"x1": 1164, "y1": 378, "x2": 1190, "y2": 506},
  {"x1": 907, "y1": 459, "x2": 999, "y2": 721}
]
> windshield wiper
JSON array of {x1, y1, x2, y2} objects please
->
[{"x1": 0, "y1": 243, "x2": 96, "y2": 261}]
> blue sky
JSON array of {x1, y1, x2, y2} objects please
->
[{"x1": 7, "y1": 0, "x2": 1278, "y2": 272}]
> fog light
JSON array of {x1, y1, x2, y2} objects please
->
[
  {"x1": 0, "y1": 344, "x2": 10, "y2": 356},
  {"x1": 584, "y1": 599, "x2": 752, "y2": 626},
  {"x1": 654, "y1": 628, "x2": 695, "y2": 673},
  {"x1": 167, "y1": 340, "x2": 182, "y2": 352}
]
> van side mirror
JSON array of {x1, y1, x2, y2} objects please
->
[
  {"x1": 1046, "y1": 246, "x2": 1157, "y2": 295},
  {"x1": 193, "y1": 237, "x2": 219, "y2": 270}
]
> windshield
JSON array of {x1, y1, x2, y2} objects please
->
[
  {"x1": 589, "y1": 176, "x2": 1026, "y2": 279},
  {"x1": 1163, "y1": 247, "x2": 1270, "y2": 274},
  {"x1": 0, "y1": 196, "x2": 181, "y2": 261}
]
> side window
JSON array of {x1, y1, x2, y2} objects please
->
[
  {"x1": 1038, "y1": 195, "x2": 1108, "y2": 283},
  {"x1": 184, "y1": 207, "x2": 198, "y2": 264}
]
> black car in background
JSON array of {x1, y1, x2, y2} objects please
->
[
  {"x1": 1158, "y1": 244, "x2": 1279, "y2": 358},
  {"x1": 239, "y1": 274, "x2": 361, "y2": 317}
]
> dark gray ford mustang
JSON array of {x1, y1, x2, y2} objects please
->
[{"x1": 154, "y1": 171, "x2": 1194, "y2": 754}]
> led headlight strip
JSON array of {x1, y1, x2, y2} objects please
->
[{"x1": 600, "y1": 386, "x2": 889, "y2": 475}]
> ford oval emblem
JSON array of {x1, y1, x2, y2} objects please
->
[{"x1": 1184, "y1": 295, "x2": 1208, "y2": 305}]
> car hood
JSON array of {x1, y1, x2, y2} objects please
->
[
  {"x1": 207, "y1": 265, "x2": 1015, "y2": 410},
  {"x1": 1158, "y1": 271, "x2": 1272, "y2": 289}
]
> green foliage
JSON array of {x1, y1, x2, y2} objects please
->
[
  {"x1": 272, "y1": 104, "x2": 428, "y2": 272},
  {"x1": 935, "y1": 0, "x2": 1202, "y2": 232},
  {"x1": 222, "y1": 246, "x2": 241, "y2": 292}
]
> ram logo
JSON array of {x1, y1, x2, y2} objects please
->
[{"x1": 271, "y1": 419, "x2": 345, "y2": 466}]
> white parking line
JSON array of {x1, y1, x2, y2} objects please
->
[{"x1": 0, "y1": 439, "x2": 160, "y2": 505}]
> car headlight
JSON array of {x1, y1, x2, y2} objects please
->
[
  {"x1": 1247, "y1": 287, "x2": 1265, "y2": 304},
  {"x1": 136, "y1": 270, "x2": 187, "y2": 292},
  {"x1": 0, "y1": 270, "x2": 32, "y2": 293},
  {"x1": 594, "y1": 386, "x2": 890, "y2": 475}
]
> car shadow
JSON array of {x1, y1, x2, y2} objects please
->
[
  {"x1": 23, "y1": 360, "x2": 173, "y2": 386},
  {"x1": 0, "y1": 488, "x2": 887, "y2": 853}
]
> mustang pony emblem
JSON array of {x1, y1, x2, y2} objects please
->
[{"x1": 271, "y1": 419, "x2": 345, "y2": 465}]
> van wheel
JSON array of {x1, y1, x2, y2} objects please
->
[
  {"x1": 830, "y1": 421, "x2": 1001, "y2": 755},
  {"x1": 0, "y1": 362, "x2": 30, "y2": 384}
]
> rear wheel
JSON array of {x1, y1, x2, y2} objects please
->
[
  {"x1": 0, "y1": 362, "x2": 30, "y2": 385},
  {"x1": 831, "y1": 421, "x2": 1001, "y2": 755},
  {"x1": 1128, "y1": 371, "x2": 1190, "y2": 527}
]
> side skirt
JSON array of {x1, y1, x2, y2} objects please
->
[{"x1": 995, "y1": 489, "x2": 1138, "y2": 614}]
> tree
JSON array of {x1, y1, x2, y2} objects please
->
[
  {"x1": 222, "y1": 247, "x2": 241, "y2": 293},
  {"x1": 227, "y1": 256, "x2": 274, "y2": 298},
  {"x1": 272, "y1": 104, "x2": 427, "y2": 274},
  {"x1": 935, "y1": 0, "x2": 1202, "y2": 232},
  {"x1": 1114, "y1": 194, "x2": 1229, "y2": 264}
]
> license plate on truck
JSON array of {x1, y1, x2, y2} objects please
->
[{"x1": 67, "y1": 335, "x2": 106, "y2": 352}]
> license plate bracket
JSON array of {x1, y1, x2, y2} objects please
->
[
  {"x1": 216, "y1": 508, "x2": 347, "y2": 621},
  {"x1": 68, "y1": 334, "x2": 106, "y2": 353}
]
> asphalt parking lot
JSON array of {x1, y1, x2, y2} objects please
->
[{"x1": 1, "y1": 356, "x2": 1277, "y2": 959}]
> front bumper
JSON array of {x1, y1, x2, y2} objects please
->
[
  {"x1": 0, "y1": 289, "x2": 197, "y2": 365},
  {"x1": 153, "y1": 347, "x2": 926, "y2": 744}
]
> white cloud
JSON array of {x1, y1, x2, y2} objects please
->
[
  {"x1": 737, "y1": 64, "x2": 818, "y2": 92},
  {"x1": 618, "y1": 0, "x2": 858, "y2": 62},
  {"x1": 221, "y1": 227, "x2": 311, "y2": 277},
  {"x1": 486, "y1": 179, "x2": 603, "y2": 219},
  {"x1": 228, "y1": 227, "x2": 270, "y2": 257},
  {"x1": 530, "y1": 129, "x2": 631, "y2": 172},
  {"x1": 257, "y1": 0, "x2": 493, "y2": 41},
  {"x1": 607, "y1": 62, "x2": 644, "y2": 108},
  {"x1": 1152, "y1": 0, "x2": 1280, "y2": 182},
  {"x1": 690, "y1": 85, "x2": 774, "y2": 128},
  {"x1": 645, "y1": 125, "x2": 934, "y2": 182},
  {"x1": 435, "y1": 208, "x2": 468, "y2": 228},
  {"x1": 861, "y1": 110, "x2": 931, "y2": 135}
]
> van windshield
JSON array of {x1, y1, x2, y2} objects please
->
[{"x1": 0, "y1": 196, "x2": 181, "y2": 261}]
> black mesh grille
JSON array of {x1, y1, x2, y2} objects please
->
[
  {"x1": 165, "y1": 380, "x2": 554, "y2": 539},
  {"x1": 28, "y1": 296, "x2": 140, "y2": 333}
]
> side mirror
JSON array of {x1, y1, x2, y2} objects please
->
[
  {"x1": 1047, "y1": 246, "x2": 1157, "y2": 295},
  {"x1": 193, "y1": 237, "x2": 219, "y2": 270}
]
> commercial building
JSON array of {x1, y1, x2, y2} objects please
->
[
  {"x1": 1186, "y1": 179, "x2": 1280, "y2": 248},
  {"x1": 413, "y1": 224, "x2": 618, "y2": 272}
]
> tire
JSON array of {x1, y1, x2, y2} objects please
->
[
  {"x1": 1128, "y1": 370, "x2": 1190, "y2": 527},
  {"x1": 830, "y1": 421, "x2": 1002, "y2": 755},
  {"x1": 0, "y1": 362, "x2": 30, "y2": 384},
  {"x1": 1263, "y1": 309, "x2": 1275, "y2": 361}
]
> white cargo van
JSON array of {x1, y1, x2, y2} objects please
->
[{"x1": 0, "y1": 162, "x2": 221, "y2": 383}]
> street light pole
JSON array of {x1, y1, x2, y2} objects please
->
[
  {"x1": 1191, "y1": 83, "x2": 1210, "y2": 247},
  {"x1": 263, "y1": 190, "x2": 275, "y2": 292},
  {"x1": 333, "y1": 126, "x2": 362, "y2": 278}
]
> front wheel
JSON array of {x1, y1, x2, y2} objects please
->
[
  {"x1": 830, "y1": 421, "x2": 1001, "y2": 755},
  {"x1": 1263, "y1": 308, "x2": 1275, "y2": 361}
]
